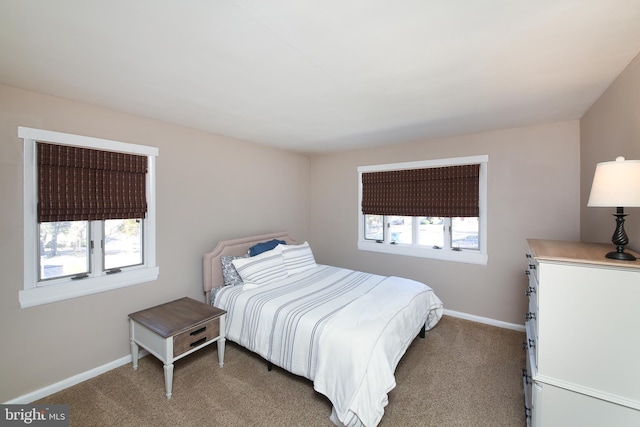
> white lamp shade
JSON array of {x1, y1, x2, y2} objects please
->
[{"x1": 587, "y1": 157, "x2": 640, "y2": 207}]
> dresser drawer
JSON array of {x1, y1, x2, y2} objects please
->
[
  {"x1": 526, "y1": 295, "x2": 538, "y2": 344},
  {"x1": 525, "y1": 252, "x2": 538, "y2": 283},
  {"x1": 525, "y1": 254, "x2": 538, "y2": 313},
  {"x1": 526, "y1": 263, "x2": 538, "y2": 297},
  {"x1": 173, "y1": 317, "x2": 220, "y2": 356},
  {"x1": 525, "y1": 318, "x2": 538, "y2": 371},
  {"x1": 523, "y1": 349, "x2": 534, "y2": 427},
  {"x1": 526, "y1": 275, "x2": 537, "y2": 314}
]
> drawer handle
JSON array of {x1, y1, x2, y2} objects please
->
[
  {"x1": 190, "y1": 337, "x2": 207, "y2": 347},
  {"x1": 525, "y1": 286, "x2": 536, "y2": 296},
  {"x1": 522, "y1": 369, "x2": 532, "y2": 384},
  {"x1": 528, "y1": 264, "x2": 536, "y2": 270},
  {"x1": 525, "y1": 312, "x2": 536, "y2": 321},
  {"x1": 190, "y1": 327, "x2": 206, "y2": 336},
  {"x1": 526, "y1": 254, "x2": 532, "y2": 258},
  {"x1": 525, "y1": 270, "x2": 531, "y2": 276},
  {"x1": 525, "y1": 405, "x2": 531, "y2": 418},
  {"x1": 523, "y1": 339, "x2": 536, "y2": 350}
]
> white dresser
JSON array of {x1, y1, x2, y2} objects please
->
[{"x1": 523, "y1": 239, "x2": 640, "y2": 427}]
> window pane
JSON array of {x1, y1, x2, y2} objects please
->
[
  {"x1": 39, "y1": 221, "x2": 90, "y2": 280},
  {"x1": 418, "y1": 217, "x2": 444, "y2": 248},
  {"x1": 451, "y1": 217, "x2": 479, "y2": 250},
  {"x1": 388, "y1": 216, "x2": 412, "y2": 244},
  {"x1": 364, "y1": 215, "x2": 384, "y2": 241},
  {"x1": 104, "y1": 219, "x2": 143, "y2": 270}
]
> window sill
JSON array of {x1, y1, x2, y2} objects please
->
[
  {"x1": 19, "y1": 266, "x2": 159, "y2": 308},
  {"x1": 358, "y1": 241, "x2": 487, "y2": 265}
]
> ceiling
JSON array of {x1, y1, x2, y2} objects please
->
[{"x1": 2, "y1": 1, "x2": 640, "y2": 154}]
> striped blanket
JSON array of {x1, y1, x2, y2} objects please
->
[{"x1": 214, "y1": 265, "x2": 443, "y2": 427}]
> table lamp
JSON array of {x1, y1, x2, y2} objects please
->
[{"x1": 587, "y1": 156, "x2": 640, "y2": 261}]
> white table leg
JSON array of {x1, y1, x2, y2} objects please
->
[
  {"x1": 217, "y1": 337, "x2": 225, "y2": 367},
  {"x1": 218, "y1": 314, "x2": 226, "y2": 367},
  {"x1": 163, "y1": 363, "x2": 174, "y2": 399},
  {"x1": 131, "y1": 341, "x2": 139, "y2": 370},
  {"x1": 130, "y1": 320, "x2": 139, "y2": 370}
]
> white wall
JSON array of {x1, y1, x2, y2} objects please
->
[
  {"x1": 308, "y1": 122, "x2": 581, "y2": 325},
  {"x1": 580, "y1": 52, "x2": 640, "y2": 251},
  {"x1": 0, "y1": 84, "x2": 310, "y2": 402}
]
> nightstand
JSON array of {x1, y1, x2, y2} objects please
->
[{"x1": 128, "y1": 297, "x2": 226, "y2": 398}]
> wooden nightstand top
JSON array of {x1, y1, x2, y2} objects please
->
[{"x1": 129, "y1": 297, "x2": 226, "y2": 338}]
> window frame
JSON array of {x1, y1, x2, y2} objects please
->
[
  {"x1": 19, "y1": 126, "x2": 159, "y2": 308},
  {"x1": 357, "y1": 155, "x2": 488, "y2": 265}
]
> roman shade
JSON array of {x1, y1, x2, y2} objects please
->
[
  {"x1": 361, "y1": 164, "x2": 480, "y2": 217},
  {"x1": 37, "y1": 142, "x2": 147, "y2": 222}
]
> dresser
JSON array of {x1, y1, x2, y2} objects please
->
[{"x1": 523, "y1": 239, "x2": 640, "y2": 427}]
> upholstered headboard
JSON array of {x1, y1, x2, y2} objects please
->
[{"x1": 202, "y1": 232, "x2": 297, "y2": 304}]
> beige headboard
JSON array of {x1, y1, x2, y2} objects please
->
[{"x1": 203, "y1": 232, "x2": 297, "y2": 304}]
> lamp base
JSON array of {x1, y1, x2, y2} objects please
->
[
  {"x1": 605, "y1": 250, "x2": 637, "y2": 261},
  {"x1": 606, "y1": 208, "x2": 636, "y2": 261}
]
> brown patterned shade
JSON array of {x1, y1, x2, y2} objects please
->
[
  {"x1": 37, "y1": 142, "x2": 148, "y2": 222},
  {"x1": 361, "y1": 164, "x2": 480, "y2": 217}
]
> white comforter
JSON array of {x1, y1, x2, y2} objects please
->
[{"x1": 214, "y1": 265, "x2": 443, "y2": 427}]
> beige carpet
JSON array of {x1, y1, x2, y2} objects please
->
[{"x1": 36, "y1": 316, "x2": 526, "y2": 426}]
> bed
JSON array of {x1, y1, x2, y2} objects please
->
[{"x1": 203, "y1": 232, "x2": 444, "y2": 427}]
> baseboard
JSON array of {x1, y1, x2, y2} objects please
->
[
  {"x1": 6, "y1": 309, "x2": 522, "y2": 404},
  {"x1": 444, "y1": 309, "x2": 525, "y2": 332},
  {"x1": 4, "y1": 350, "x2": 149, "y2": 404}
]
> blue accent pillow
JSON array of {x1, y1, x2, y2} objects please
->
[{"x1": 249, "y1": 239, "x2": 286, "y2": 257}]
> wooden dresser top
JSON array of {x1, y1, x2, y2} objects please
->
[
  {"x1": 129, "y1": 297, "x2": 225, "y2": 338},
  {"x1": 527, "y1": 239, "x2": 640, "y2": 270}
]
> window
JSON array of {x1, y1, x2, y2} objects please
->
[
  {"x1": 358, "y1": 155, "x2": 488, "y2": 265},
  {"x1": 20, "y1": 127, "x2": 159, "y2": 308}
]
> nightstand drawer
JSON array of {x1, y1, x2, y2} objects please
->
[{"x1": 173, "y1": 317, "x2": 220, "y2": 356}]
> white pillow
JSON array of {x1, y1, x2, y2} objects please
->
[
  {"x1": 278, "y1": 241, "x2": 317, "y2": 275},
  {"x1": 231, "y1": 248, "x2": 288, "y2": 287}
]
